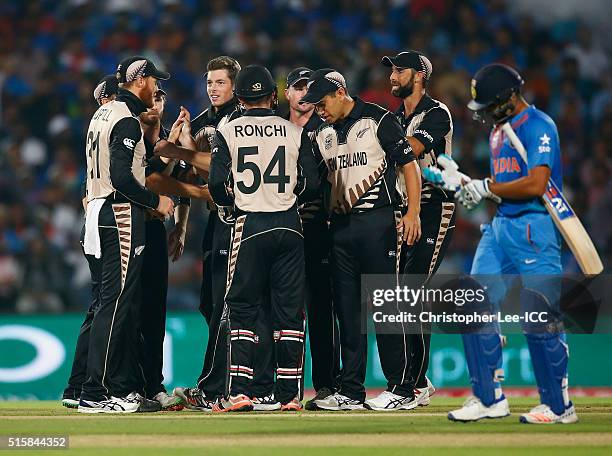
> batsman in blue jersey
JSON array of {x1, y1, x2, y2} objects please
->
[{"x1": 426, "y1": 64, "x2": 577, "y2": 424}]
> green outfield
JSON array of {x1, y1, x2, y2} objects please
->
[{"x1": 1, "y1": 397, "x2": 611, "y2": 455}]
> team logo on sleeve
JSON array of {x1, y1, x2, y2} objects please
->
[
  {"x1": 539, "y1": 134, "x2": 551, "y2": 153},
  {"x1": 324, "y1": 134, "x2": 334, "y2": 150},
  {"x1": 123, "y1": 138, "x2": 136, "y2": 150}
]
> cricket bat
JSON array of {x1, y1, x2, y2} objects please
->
[{"x1": 501, "y1": 122, "x2": 603, "y2": 275}]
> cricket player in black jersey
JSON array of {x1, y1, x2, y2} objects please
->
[
  {"x1": 62, "y1": 74, "x2": 119, "y2": 409},
  {"x1": 209, "y1": 65, "x2": 320, "y2": 412},
  {"x1": 62, "y1": 80, "x2": 210, "y2": 413},
  {"x1": 157, "y1": 57, "x2": 276, "y2": 411},
  {"x1": 382, "y1": 51, "x2": 455, "y2": 407},
  {"x1": 190, "y1": 56, "x2": 241, "y2": 325},
  {"x1": 77, "y1": 56, "x2": 174, "y2": 413},
  {"x1": 159, "y1": 56, "x2": 242, "y2": 411},
  {"x1": 301, "y1": 69, "x2": 422, "y2": 411},
  {"x1": 284, "y1": 67, "x2": 341, "y2": 409},
  {"x1": 138, "y1": 85, "x2": 213, "y2": 411}
]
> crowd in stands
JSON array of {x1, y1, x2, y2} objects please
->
[{"x1": 0, "y1": 0, "x2": 609, "y2": 312}]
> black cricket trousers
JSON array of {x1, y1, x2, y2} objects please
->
[
  {"x1": 197, "y1": 215, "x2": 275, "y2": 399},
  {"x1": 63, "y1": 226, "x2": 101, "y2": 401},
  {"x1": 226, "y1": 208, "x2": 306, "y2": 404},
  {"x1": 80, "y1": 201, "x2": 145, "y2": 401},
  {"x1": 138, "y1": 218, "x2": 169, "y2": 398},
  {"x1": 401, "y1": 201, "x2": 456, "y2": 390},
  {"x1": 303, "y1": 219, "x2": 340, "y2": 392},
  {"x1": 330, "y1": 205, "x2": 412, "y2": 402}
]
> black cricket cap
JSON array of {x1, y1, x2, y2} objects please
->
[
  {"x1": 286, "y1": 67, "x2": 312, "y2": 87},
  {"x1": 467, "y1": 63, "x2": 524, "y2": 111},
  {"x1": 116, "y1": 56, "x2": 170, "y2": 84},
  {"x1": 299, "y1": 68, "x2": 347, "y2": 104},
  {"x1": 381, "y1": 50, "x2": 433, "y2": 80},
  {"x1": 155, "y1": 81, "x2": 167, "y2": 97},
  {"x1": 93, "y1": 74, "x2": 119, "y2": 105},
  {"x1": 234, "y1": 64, "x2": 276, "y2": 99}
]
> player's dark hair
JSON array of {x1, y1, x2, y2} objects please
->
[
  {"x1": 207, "y1": 56, "x2": 241, "y2": 83},
  {"x1": 239, "y1": 91, "x2": 277, "y2": 109}
]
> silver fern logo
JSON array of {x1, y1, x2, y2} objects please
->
[
  {"x1": 126, "y1": 59, "x2": 147, "y2": 82},
  {"x1": 325, "y1": 71, "x2": 346, "y2": 88}
]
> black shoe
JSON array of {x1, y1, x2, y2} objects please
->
[
  {"x1": 135, "y1": 393, "x2": 162, "y2": 413},
  {"x1": 304, "y1": 387, "x2": 334, "y2": 411},
  {"x1": 62, "y1": 389, "x2": 80, "y2": 408}
]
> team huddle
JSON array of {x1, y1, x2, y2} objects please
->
[{"x1": 61, "y1": 49, "x2": 578, "y2": 424}]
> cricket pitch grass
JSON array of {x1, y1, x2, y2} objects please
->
[{"x1": 1, "y1": 397, "x2": 612, "y2": 455}]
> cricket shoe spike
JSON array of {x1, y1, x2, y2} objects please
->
[
  {"x1": 154, "y1": 391, "x2": 184, "y2": 411},
  {"x1": 281, "y1": 397, "x2": 303, "y2": 411},
  {"x1": 314, "y1": 392, "x2": 364, "y2": 411},
  {"x1": 172, "y1": 387, "x2": 215, "y2": 412},
  {"x1": 447, "y1": 395, "x2": 510, "y2": 422},
  {"x1": 252, "y1": 394, "x2": 281, "y2": 411},
  {"x1": 304, "y1": 387, "x2": 334, "y2": 411},
  {"x1": 364, "y1": 391, "x2": 418, "y2": 411},
  {"x1": 213, "y1": 394, "x2": 253, "y2": 412},
  {"x1": 520, "y1": 403, "x2": 578, "y2": 424}
]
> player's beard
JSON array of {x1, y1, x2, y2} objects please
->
[
  {"x1": 140, "y1": 110, "x2": 160, "y2": 126},
  {"x1": 391, "y1": 73, "x2": 415, "y2": 99},
  {"x1": 142, "y1": 84, "x2": 155, "y2": 108}
]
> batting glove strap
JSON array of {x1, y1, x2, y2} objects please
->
[{"x1": 483, "y1": 178, "x2": 502, "y2": 203}]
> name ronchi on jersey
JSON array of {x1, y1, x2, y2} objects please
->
[
  {"x1": 327, "y1": 151, "x2": 368, "y2": 171},
  {"x1": 235, "y1": 124, "x2": 287, "y2": 137}
]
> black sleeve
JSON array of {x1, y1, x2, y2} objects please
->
[
  {"x1": 208, "y1": 130, "x2": 234, "y2": 206},
  {"x1": 294, "y1": 129, "x2": 321, "y2": 203},
  {"x1": 145, "y1": 157, "x2": 167, "y2": 177},
  {"x1": 311, "y1": 132, "x2": 329, "y2": 182},
  {"x1": 377, "y1": 112, "x2": 416, "y2": 167},
  {"x1": 190, "y1": 110, "x2": 208, "y2": 139},
  {"x1": 172, "y1": 160, "x2": 191, "y2": 206},
  {"x1": 109, "y1": 117, "x2": 160, "y2": 210},
  {"x1": 80, "y1": 179, "x2": 87, "y2": 200},
  {"x1": 143, "y1": 136, "x2": 169, "y2": 177},
  {"x1": 410, "y1": 107, "x2": 451, "y2": 155}
]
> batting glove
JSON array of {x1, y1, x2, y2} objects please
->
[
  {"x1": 422, "y1": 154, "x2": 472, "y2": 192},
  {"x1": 458, "y1": 178, "x2": 501, "y2": 210}
]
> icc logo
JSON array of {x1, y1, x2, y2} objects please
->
[{"x1": 324, "y1": 134, "x2": 333, "y2": 150}]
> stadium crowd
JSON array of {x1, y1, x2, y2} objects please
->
[{"x1": 0, "y1": 0, "x2": 610, "y2": 312}]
